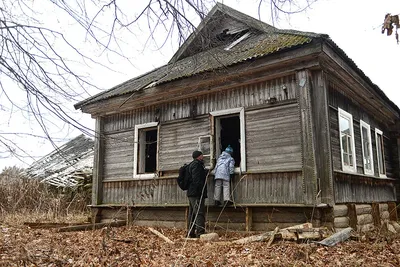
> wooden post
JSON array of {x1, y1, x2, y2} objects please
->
[
  {"x1": 92, "y1": 117, "x2": 104, "y2": 206},
  {"x1": 388, "y1": 202, "x2": 398, "y2": 221},
  {"x1": 245, "y1": 207, "x2": 253, "y2": 232},
  {"x1": 91, "y1": 208, "x2": 102, "y2": 223},
  {"x1": 347, "y1": 203, "x2": 357, "y2": 229},
  {"x1": 371, "y1": 203, "x2": 380, "y2": 226},
  {"x1": 297, "y1": 70, "x2": 318, "y2": 205},
  {"x1": 310, "y1": 70, "x2": 334, "y2": 206}
]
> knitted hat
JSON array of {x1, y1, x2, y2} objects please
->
[
  {"x1": 225, "y1": 145, "x2": 233, "y2": 154},
  {"x1": 192, "y1": 150, "x2": 203, "y2": 159}
]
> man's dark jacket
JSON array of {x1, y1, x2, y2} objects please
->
[{"x1": 187, "y1": 159, "x2": 208, "y2": 198}]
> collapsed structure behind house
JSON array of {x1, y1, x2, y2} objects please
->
[
  {"x1": 26, "y1": 135, "x2": 94, "y2": 187},
  {"x1": 74, "y1": 3, "x2": 400, "y2": 231}
]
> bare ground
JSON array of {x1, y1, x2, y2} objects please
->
[{"x1": 1, "y1": 223, "x2": 400, "y2": 266}]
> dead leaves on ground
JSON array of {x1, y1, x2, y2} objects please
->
[{"x1": 1, "y1": 224, "x2": 400, "y2": 266}]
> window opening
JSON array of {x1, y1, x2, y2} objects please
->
[
  {"x1": 134, "y1": 122, "x2": 159, "y2": 178},
  {"x1": 375, "y1": 129, "x2": 386, "y2": 177},
  {"x1": 338, "y1": 108, "x2": 356, "y2": 172},
  {"x1": 216, "y1": 115, "x2": 241, "y2": 167},
  {"x1": 139, "y1": 128, "x2": 157, "y2": 173},
  {"x1": 360, "y1": 120, "x2": 374, "y2": 175}
]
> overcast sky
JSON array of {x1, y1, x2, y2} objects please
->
[{"x1": 1, "y1": 0, "x2": 399, "y2": 171}]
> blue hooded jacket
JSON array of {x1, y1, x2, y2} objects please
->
[{"x1": 214, "y1": 151, "x2": 235, "y2": 181}]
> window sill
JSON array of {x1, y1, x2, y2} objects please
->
[{"x1": 334, "y1": 170, "x2": 395, "y2": 180}]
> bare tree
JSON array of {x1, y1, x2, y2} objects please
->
[{"x1": 0, "y1": 0, "x2": 317, "y2": 166}]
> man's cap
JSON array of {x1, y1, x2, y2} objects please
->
[{"x1": 192, "y1": 150, "x2": 203, "y2": 159}]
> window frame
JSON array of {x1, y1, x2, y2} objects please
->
[
  {"x1": 360, "y1": 120, "x2": 374, "y2": 175},
  {"x1": 375, "y1": 128, "x2": 386, "y2": 178},
  {"x1": 210, "y1": 107, "x2": 246, "y2": 172},
  {"x1": 133, "y1": 122, "x2": 159, "y2": 179},
  {"x1": 338, "y1": 108, "x2": 357, "y2": 173}
]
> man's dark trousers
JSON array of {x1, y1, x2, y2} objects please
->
[{"x1": 187, "y1": 197, "x2": 205, "y2": 237}]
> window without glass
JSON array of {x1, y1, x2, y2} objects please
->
[
  {"x1": 375, "y1": 128, "x2": 386, "y2": 177},
  {"x1": 134, "y1": 122, "x2": 159, "y2": 178},
  {"x1": 338, "y1": 108, "x2": 356, "y2": 172},
  {"x1": 210, "y1": 108, "x2": 246, "y2": 172},
  {"x1": 360, "y1": 120, "x2": 374, "y2": 175}
]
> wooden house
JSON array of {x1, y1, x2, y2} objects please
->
[{"x1": 75, "y1": 3, "x2": 400, "y2": 232}]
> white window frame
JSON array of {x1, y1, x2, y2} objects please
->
[
  {"x1": 198, "y1": 135, "x2": 214, "y2": 169},
  {"x1": 360, "y1": 120, "x2": 374, "y2": 175},
  {"x1": 210, "y1": 107, "x2": 246, "y2": 172},
  {"x1": 133, "y1": 122, "x2": 159, "y2": 179},
  {"x1": 338, "y1": 108, "x2": 356, "y2": 173},
  {"x1": 375, "y1": 128, "x2": 386, "y2": 178}
]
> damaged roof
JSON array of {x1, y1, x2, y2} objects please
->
[
  {"x1": 26, "y1": 135, "x2": 94, "y2": 187},
  {"x1": 74, "y1": 3, "x2": 321, "y2": 109},
  {"x1": 74, "y1": 3, "x2": 400, "y2": 117}
]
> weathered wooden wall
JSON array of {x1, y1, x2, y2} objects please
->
[
  {"x1": 159, "y1": 117, "x2": 210, "y2": 171},
  {"x1": 246, "y1": 103, "x2": 301, "y2": 172},
  {"x1": 328, "y1": 83, "x2": 397, "y2": 203},
  {"x1": 102, "y1": 171, "x2": 305, "y2": 206},
  {"x1": 97, "y1": 75, "x2": 308, "y2": 205}
]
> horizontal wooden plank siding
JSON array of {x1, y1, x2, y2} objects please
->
[
  {"x1": 328, "y1": 85, "x2": 395, "y2": 178},
  {"x1": 246, "y1": 103, "x2": 302, "y2": 172},
  {"x1": 334, "y1": 172, "x2": 396, "y2": 203},
  {"x1": 159, "y1": 117, "x2": 209, "y2": 171},
  {"x1": 103, "y1": 178, "x2": 187, "y2": 205},
  {"x1": 102, "y1": 171, "x2": 304, "y2": 205},
  {"x1": 102, "y1": 75, "x2": 297, "y2": 134},
  {"x1": 231, "y1": 172, "x2": 304, "y2": 204},
  {"x1": 103, "y1": 131, "x2": 134, "y2": 181},
  {"x1": 328, "y1": 83, "x2": 397, "y2": 203}
]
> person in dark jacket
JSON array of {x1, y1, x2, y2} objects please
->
[{"x1": 187, "y1": 150, "x2": 208, "y2": 238}]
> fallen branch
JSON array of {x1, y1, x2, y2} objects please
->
[
  {"x1": 148, "y1": 227, "x2": 174, "y2": 244},
  {"x1": 267, "y1": 227, "x2": 279, "y2": 247},
  {"x1": 57, "y1": 220, "x2": 126, "y2": 232},
  {"x1": 316, "y1": 227, "x2": 353, "y2": 246},
  {"x1": 232, "y1": 231, "x2": 274, "y2": 244}
]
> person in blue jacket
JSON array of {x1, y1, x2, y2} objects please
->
[{"x1": 213, "y1": 145, "x2": 235, "y2": 206}]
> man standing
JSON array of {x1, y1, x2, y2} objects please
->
[{"x1": 187, "y1": 150, "x2": 208, "y2": 238}]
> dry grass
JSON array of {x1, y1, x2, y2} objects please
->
[{"x1": 0, "y1": 166, "x2": 90, "y2": 225}]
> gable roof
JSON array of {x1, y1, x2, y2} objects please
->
[
  {"x1": 74, "y1": 3, "x2": 322, "y2": 110},
  {"x1": 74, "y1": 4, "x2": 400, "y2": 118},
  {"x1": 26, "y1": 134, "x2": 94, "y2": 187}
]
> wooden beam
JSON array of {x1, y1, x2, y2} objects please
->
[
  {"x1": 57, "y1": 220, "x2": 126, "y2": 232},
  {"x1": 310, "y1": 70, "x2": 334, "y2": 206},
  {"x1": 297, "y1": 70, "x2": 318, "y2": 205},
  {"x1": 92, "y1": 117, "x2": 104, "y2": 206},
  {"x1": 371, "y1": 203, "x2": 380, "y2": 227},
  {"x1": 246, "y1": 207, "x2": 253, "y2": 232},
  {"x1": 346, "y1": 203, "x2": 357, "y2": 229},
  {"x1": 388, "y1": 202, "x2": 398, "y2": 221}
]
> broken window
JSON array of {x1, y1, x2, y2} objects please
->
[
  {"x1": 211, "y1": 107, "x2": 246, "y2": 172},
  {"x1": 338, "y1": 108, "x2": 356, "y2": 173},
  {"x1": 134, "y1": 122, "x2": 159, "y2": 178},
  {"x1": 360, "y1": 120, "x2": 374, "y2": 175},
  {"x1": 375, "y1": 128, "x2": 386, "y2": 177}
]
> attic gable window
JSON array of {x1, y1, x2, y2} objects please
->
[
  {"x1": 214, "y1": 27, "x2": 251, "y2": 51},
  {"x1": 338, "y1": 108, "x2": 356, "y2": 173},
  {"x1": 360, "y1": 120, "x2": 374, "y2": 175},
  {"x1": 375, "y1": 128, "x2": 386, "y2": 178},
  {"x1": 133, "y1": 122, "x2": 159, "y2": 179}
]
